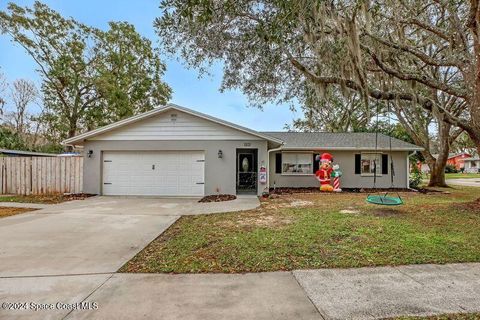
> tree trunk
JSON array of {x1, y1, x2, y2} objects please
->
[
  {"x1": 427, "y1": 120, "x2": 452, "y2": 187},
  {"x1": 428, "y1": 161, "x2": 448, "y2": 187}
]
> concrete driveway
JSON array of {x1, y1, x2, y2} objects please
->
[
  {"x1": 36, "y1": 195, "x2": 260, "y2": 216},
  {"x1": 0, "y1": 210, "x2": 178, "y2": 277},
  {"x1": 0, "y1": 195, "x2": 264, "y2": 320},
  {"x1": 0, "y1": 196, "x2": 259, "y2": 277}
]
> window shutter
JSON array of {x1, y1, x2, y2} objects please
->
[
  {"x1": 275, "y1": 153, "x2": 282, "y2": 174},
  {"x1": 313, "y1": 154, "x2": 320, "y2": 173},
  {"x1": 355, "y1": 154, "x2": 361, "y2": 174},
  {"x1": 382, "y1": 154, "x2": 388, "y2": 175}
]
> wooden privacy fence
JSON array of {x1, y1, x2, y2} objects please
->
[{"x1": 0, "y1": 156, "x2": 83, "y2": 195}]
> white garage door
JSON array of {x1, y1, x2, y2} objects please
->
[{"x1": 102, "y1": 151, "x2": 205, "y2": 196}]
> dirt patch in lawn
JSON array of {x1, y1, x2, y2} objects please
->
[
  {"x1": 0, "y1": 207, "x2": 36, "y2": 218},
  {"x1": 452, "y1": 198, "x2": 480, "y2": 213},
  {"x1": 232, "y1": 214, "x2": 292, "y2": 229},
  {"x1": 371, "y1": 208, "x2": 405, "y2": 217},
  {"x1": 199, "y1": 194, "x2": 236, "y2": 203}
]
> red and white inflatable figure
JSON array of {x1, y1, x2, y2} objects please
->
[{"x1": 315, "y1": 153, "x2": 334, "y2": 192}]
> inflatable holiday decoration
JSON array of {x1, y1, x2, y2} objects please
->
[
  {"x1": 315, "y1": 153, "x2": 334, "y2": 192},
  {"x1": 331, "y1": 164, "x2": 342, "y2": 192}
]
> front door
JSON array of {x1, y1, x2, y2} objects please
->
[{"x1": 236, "y1": 149, "x2": 258, "y2": 194}]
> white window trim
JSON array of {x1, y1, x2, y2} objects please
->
[
  {"x1": 360, "y1": 152, "x2": 383, "y2": 177},
  {"x1": 281, "y1": 152, "x2": 314, "y2": 176}
]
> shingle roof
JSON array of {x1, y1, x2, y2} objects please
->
[{"x1": 261, "y1": 132, "x2": 423, "y2": 151}]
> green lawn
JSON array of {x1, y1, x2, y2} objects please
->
[
  {"x1": 445, "y1": 173, "x2": 480, "y2": 179},
  {"x1": 121, "y1": 187, "x2": 480, "y2": 273},
  {"x1": 393, "y1": 314, "x2": 480, "y2": 320},
  {"x1": 0, "y1": 194, "x2": 91, "y2": 204}
]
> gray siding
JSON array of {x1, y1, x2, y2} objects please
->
[
  {"x1": 269, "y1": 150, "x2": 409, "y2": 189},
  {"x1": 82, "y1": 140, "x2": 268, "y2": 196},
  {"x1": 90, "y1": 110, "x2": 263, "y2": 141}
]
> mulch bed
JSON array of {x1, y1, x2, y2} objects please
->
[
  {"x1": 417, "y1": 188, "x2": 445, "y2": 194},
  {"x1": 270, "y1": 187, "x2": 413, "y2": 194},
  {"x1": 62, "y1": 193, "x2": 96, "y2": 201},
  {"x1": 199, "y1": 194, "x2": 237, "y2": 203}
]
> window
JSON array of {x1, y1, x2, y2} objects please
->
[
  {"x1": 361, "y1": 153, "x2": 382, "y2": 176},
  {"x1": 282, "y1": 153, "x2": 313, "y2": 174},
  {"x1": 471, "y1": 161, "x2": 477, "y2": 168}
]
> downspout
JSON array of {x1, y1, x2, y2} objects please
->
[
  {"x1": 407, "y1": 151, "x2": 418, "y2": 191},
  {"x1": 265, "y1": 144, "x2": 284, "y2": 194}
]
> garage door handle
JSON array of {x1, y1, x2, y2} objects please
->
[
  {"x1": 103, "y1": 183, "x2": 112, "y2": 185},
  {"x1": 152, "y1": 165, "x2": 155, "y2": 170},
  {"x1": 196, "y1": 182, "x2": 205, "y2": 185}
]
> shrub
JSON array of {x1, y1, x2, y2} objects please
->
[
  {"x1": 409, "y1": 165, "x2": 423, "y2": 189},
  {"x1": 445, "y1": 164, "x2": 458, "y2": 173}
]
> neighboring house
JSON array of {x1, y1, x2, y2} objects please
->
[
  {"x1": 0, "y1": 148, "x2": 61, "y2": 157},
  {"x1": 419, "y1": 152, "x2": 471, "y2": 173},
  {"x1": 463, "y1": 157, "x2": 480, "y2": 173},
  {"x1": 446, "y1": 152, "x2": 471, "y2": 170},
  {"x1": 63, "y1": 104, "x2": 423, "y2": 197}
]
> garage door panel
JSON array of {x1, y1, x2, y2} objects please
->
[{"x1": 102, "y1": 151, "x2": 205, "y2": 196}]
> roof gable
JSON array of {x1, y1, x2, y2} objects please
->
[{"x1": 63, "y1": 104, "x2": 283, "y2": 145}]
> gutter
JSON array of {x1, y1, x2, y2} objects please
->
[
  {"x1": 407, "y1": 151, "x2": 419, "y2": 191},
  {"x1": 280, "y1": 147, "x2": 424, "y2": 152},
  {"x1": 265, "y1": 145, "x2": 284, "y2": 194}
]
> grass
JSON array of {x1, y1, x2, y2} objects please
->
[
  {"x1": 0, "y1": 193, "x2": 90, "y2": 204},
  {"x1": 0, "y1": 206, "x2": 36, "y2": 218},
  {"x1": 445, "y1": 173, "x2": 480, "y2": 179},
  {"x1": 121, "y1": 186, "x2": 480, "y2": 274},
  {"x1": 392, "y1": 314, "x2": 480, "y2": 320}
]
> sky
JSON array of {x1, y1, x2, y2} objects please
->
[{"x1": 0, "y1": 0, "x2": 299, "y2": 131}]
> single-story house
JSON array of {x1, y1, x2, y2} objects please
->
[
  {"x1": 463, "y1": 157, "x2": 480, "y2": 173},
  {"x1": 419, "y1": 152, "x2": 472, "y2": 173},
  {"x1": 63, "y1": 104, "x2": 423, "y2": 197}
]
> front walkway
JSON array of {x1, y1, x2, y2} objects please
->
[{"x1": 35, "y1": 195, "x2": 260, "y2": 216}]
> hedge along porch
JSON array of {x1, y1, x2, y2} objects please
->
[{"x1": 63, "y1": 104, "x2": 423, "y2": 197}]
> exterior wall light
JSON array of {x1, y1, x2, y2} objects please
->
[
  {"x1": 218, "y1": 150, "x2": 223, "y2": 158},
  {"x1": 87, "y1": 150, "x2": 93, "y2": 158}
]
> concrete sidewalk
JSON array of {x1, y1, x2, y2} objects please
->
[
  {"x1": 67, "y1": 272, "x2": 319, "y2": 320},
  {"x1": 2, "y1": 263, "x2": 480, "y2": 320},
  {"x1": 295, "y1": 263, "x2": 480, "y2": 320}
]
